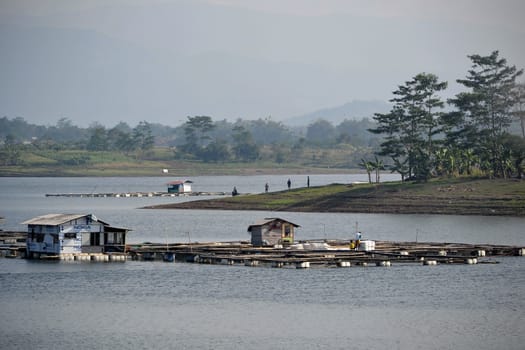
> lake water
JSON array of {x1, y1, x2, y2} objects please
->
[{"x1": 1, "y1": 176, "x2": 524, "y2": 349}]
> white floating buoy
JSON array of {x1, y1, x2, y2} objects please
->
[
  {"x1": 337, "y1": 261, "x2": 351, "y2": 267},
  {"x1": 245, "y1": 260, "x2": 259, "y2": 267},
  {"x1": 423, "y1": 260, "x2": 437, "y2": 266},
  {"x1": 376, "y1": 261, "x2": 391, "y2": 267},
  {"x1": 296, "y1": 261, "x2": 310, "y2": 269},
  {"x1": 400, "y1": 251, "x2": 409, "y2": 256},
  {"x1": 272, "y1": 261, "x2": 284, "y2": 268},
  {"x1": 438, "y1": 250, "x2": 447, "y2": 256},
  {"x1": 477, "y1": 250, "x2": 486, "y2": 257}
]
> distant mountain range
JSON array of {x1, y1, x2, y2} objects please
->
[{"x1": 284, "y1": 100, "x2": 391, "y2": 126}]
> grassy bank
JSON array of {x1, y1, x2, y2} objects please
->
[
  {"x1": 0, "y1": 149, "x2": 356, "y2": 177},
  {"x1": 144, "y1": 177, "x2": 525, "y2": 217}
]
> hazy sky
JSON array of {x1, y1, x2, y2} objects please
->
[{"x1": 1, "y1": 0, "x2": 524, "y2": 127}]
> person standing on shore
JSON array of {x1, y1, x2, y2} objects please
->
[
  {"x1": 287, "y1": 178, "x2": 291, "y2": 190},
  {"x1": 265, "y1": 183, "x2": 269, "y2": 193}
]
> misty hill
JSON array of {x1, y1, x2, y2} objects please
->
[
  {"x1": 1, "y1": 1, "x2": 522, "y2": 128},
  {"x1": 284, "y1": 100, "x2": 391, "y2": 126},
  {"x1": 0, "y1": 23, "x2": 353, "y2": 127}
]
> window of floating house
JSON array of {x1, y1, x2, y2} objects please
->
[
  {"x1": 114, "y1": 233, "x2": 124, "y2": 245},
  {"x1": 36, "y1": 234, "x2": 45, "y2": 243},
  {"x1": 106, "y1": 233, "x2": 122, "y2": 244},
  {"x1": 90, "y1": 232, "x2": 101, "y2": 246},
  {"x1": 64, "y1": 232, "x2": 77, "y2": 239}
]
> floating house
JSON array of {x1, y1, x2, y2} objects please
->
[
  {"x1": 23, "y1": 214, "x2": 130, "y2": 258},
  {"x1": 247, "y1": 218, "x2": 300, "y2": 246},
  {"x1": 167, "y1": 180, "x2": 193, "y2": 194}
]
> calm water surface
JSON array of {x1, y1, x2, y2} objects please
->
[{"x1": 1, "y1": 176, "x2": 524, "y2": 349}]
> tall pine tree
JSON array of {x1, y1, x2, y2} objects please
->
[
  {"x1": 370, "y1": 73, "x2": 447, "y2": 181},
  {"x1": 448, "y1": 51, "x2": 523, "y2": 178}
]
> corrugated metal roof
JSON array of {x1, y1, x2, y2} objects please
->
[
  {"x1": 21, "y1": 214, "x2": 90, "y2": 226},
  {"x1": 247, "y1": 217, "x2": 300, "y2": 231},
  {"x1": 167, "y1": 180, "x2": 193, "y2": 185}
]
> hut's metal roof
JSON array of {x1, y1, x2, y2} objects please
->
[
  {"x1": 167, "y1": 180, "x2": 193, "y2": 185},
  {"x1": 22, "y1": 214, "x2": 90, "y2": 226},
  {"x1": 247, "y1": 217, "x2": 300, "y2": 231},
  {"x1": 21, "y1": 213, "x2": 131, "y2": 231}
]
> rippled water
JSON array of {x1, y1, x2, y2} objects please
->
[
  {"x1": 1, "y1": 176, "x2": 524, "y2": 349},
  {"x1": 1, "y1": 257, "x2": 524, "y2": 350}
]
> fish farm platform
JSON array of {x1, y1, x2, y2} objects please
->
[
  {"x1": 127, "y1": 240, "x2": 525, "y2": 268},
  {"x1": 2, "y1": 232, "x2": 524, "y2": 267}
]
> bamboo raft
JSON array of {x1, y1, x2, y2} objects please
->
[
  {"x1": 127, "y1": 240, "x2": 525, "y2": 268},
  {"x1": 2, "y1": 231, "x2": 524, "y2": 267}
]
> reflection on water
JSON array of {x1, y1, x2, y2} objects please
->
[
  {"x1": 1, "y1": 257, "x2": 524, "y2": 350},
  {"x1": 1, "y1": 176, "x2": 524, "y2": 349}
]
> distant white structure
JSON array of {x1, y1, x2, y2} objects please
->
[
  {"x1": 167, "y1": 180, "x2": 193, "y2": 193},
  {"x1": 162, "y1": 168, "x2": 169, "y2": 173}
]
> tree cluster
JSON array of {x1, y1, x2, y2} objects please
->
[
  {"x1": 370, "y1": 51, "x2": 525, "y2": 181},
  {"x1": 85, "y1": 121, "x2": 154, "y2": 158},
  {"x1": 174, "y1": 116, "x2": 379, "y2": 163},
  {"x1": 1, "y1": 115, "x2": 378, "y2": 165}
]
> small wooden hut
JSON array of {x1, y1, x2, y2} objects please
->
[{"x1": 247, "y1": 218, "x2": 300, "y2": 247}]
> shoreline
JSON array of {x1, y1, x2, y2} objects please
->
[{"x1": 142, "y1": 178, "x2": 525, "y2": 217}]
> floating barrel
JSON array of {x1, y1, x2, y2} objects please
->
[
  {"x1": 109, "y1": 254, "x2": 126, "y2": 262},
  {"x1": 296, "y1": 261, "x2": 310, "y2": 269},
  {"x1": 163, "y1": 252, "x2": 175, "y2": 263},
  {"x1": 423, "y1": 260, "x2": 437, "y2": 266},
  {"x1": 337, "y1": 261, "x2": 351, "y2": 267}
]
